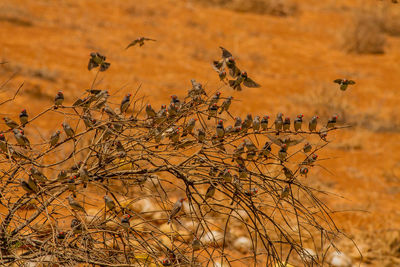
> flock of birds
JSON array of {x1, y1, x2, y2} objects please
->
[{"x1": 0, "y1": 39, "x2": 357, "y2": 266}]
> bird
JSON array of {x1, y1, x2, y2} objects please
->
[
  {"x1": 232, "y1": 142, "x2": 245, "y2": 162},
  {"x1": 283, "y1": 117, "x2": 291, "y2": 132},
  {"x1": 228, "y1": 71, "x2": 260, "y2": 91},
  {"x1": 146, "y1": 104, "x2": 157, "y2": 118},
  {"x1": 266, "y1": 134, "x2": 304, "y2": 148},
  {"x1": 67, "y1": 195, "x2": 87, "y2": 214},
  {"x1": 244, "y1": 188, "x2": 258, "y2": 197},
  {"x1": 115, "y1": 141, "x2": 127, "y2": 158},
  {"x1": 167, "y1": 197, "x2": 185, "y2": 224},
  {"x1": 274, "y1": 113, "x2": 283, "y2": 134},
  {"x1": 197, "y1": 129, "x2": 206, "y2": 143},
  {"x1": 192, "y1": 237, "x2": 201, "y2": 251},
  {"x1": 29, "y1": 167, "x2": 47, "y2": 183},
  {"x1": 54, "y1": 91, "x2": 64, "y2": 108},
  {"x1": 208, "y1": 104, "x2": 218, "y2": 120},
  {"x1": 309, "y1": 116, "x2": 319, "y2": 132},
  {"x1": 0, "y1": 134, "x2": 8, "y2": 153},
  {"x1": 216, "y1": 120, "x2": 225, "y2": 139},
  {"x1": 102, "y1": 105, "x2": 119, "y2": 119},
  {"x1": 234, "y1": 116, "x2": 242, "y2": 128},
  {"x1": 209, "y1": 91, "x2": 221, "y2": 106},
  {"x1": 167, "y1": 103, "x2": 177, "y2": 117},
  {"x1": 181, "y1": 118, "x2": 197, "y2": 137},
  {"x1": 294, "y1": 114, "x2": 303, "y2": 132},
  {"x1": 219, "y1": 96, "x2": 233, "y2": 114},
  {"x1": 67, "y1": 176, "x2": 76, "y2": 197},
  {"x1": 278, "y1": 144, "x2": 288, "y2": 161},
  {"x1": 204, "y1": 184, "x2": 216, "y2": 200},
  {"x1": 300, "y1": 167, "x2": 309, "y2": 177},
  {"x1": 327, "y1": 114, "x2": 338, "y2": 128},
  {"x1": 303, "y1": 154, "x2": 318, "y2": 165},
  {"x1": 225, "y1": 57, "x2": 241, "y2": 78},
  {"x1": 120, "y1": 93, "x2": 131, "y2": 114},
  {"x1": 71, "y1": 218, "x2": 83, "y2": 233},
  {"x1": 20, "y1": 177, "x2": 39, "y2": 194},
  {"x1": 79, "y1": 166, "x2": 90, "y2": 188},
  {"x1": 283, "y1": 166, "x2": 294, "y2": 180},
  {"x1": 126, "y1": 37, "x2": 156, "y2": 49},
  {"x1": 242, "y1": 114, "x2": 253, "y2": 132},
  {"x1": 221, "y1": 169, "x2": 232, "y2": 183},
  {"x1": 303, "y1": 142, "x2": 312, "y2": 153},
  {"x1": 19, "y1": 109, "x2": 28, "y2": 127},
  {"x1": 49, "y1": 130, "x2": 61, "y2": 148},
  {"x1": 252, "y1": 116, "x2": 261, "y2": 132},
  {"x1": 213, "y1": 66, "x2": 226, "y2": 81},
  {"x1": 62, "y1": 122, "x2": 75, "y2": 138},
  {"x1": 261, "y1": 115, "x2": 269, "y2": 131},
  {"x1": 258, "y1": 141, "x2": 272, "y2": 159},
  {"x1": 13, "y1": 129, "x2": 31, "y2": 149},
  {"x1": 170, "y1": 95, "x2": 181, "y2": 106},
  {"x1": 121, "y1": 214, "x2": 132, "y2": 229},
  {"x1": 280, "y1": 186, "x2": 290, "y2": 199},
  {"x1": 104, "y1": 195, "x2": 116, "y2": 211},
  {"x1": 88, "y1": 52, "x2": 110, "y2": 72},
  {"x1": 3, "y1": 117, "x2": 19, "y2": 129},
  {"x1": 334, "y1": 79, "x2": 355, "y2": 91}
]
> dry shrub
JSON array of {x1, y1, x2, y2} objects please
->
[
  {"x1": 379, "y1": 5, "x2": 400, "y2": 37},
  {"x1": 341, "y1": 11, "x2": 386, "y2": 54},
  {"x1": 193, "y1": 0, "x2": 298, "y2": 16}
]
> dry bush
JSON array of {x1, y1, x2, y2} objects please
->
[
  {"x1": 341, "y1": 11, "x2": 386, "y2": 54},
  {"x1": 379, "y1": 5, "x2": 400, "y2": 37},
  {"x1": 0, "y1": 51, "x2": 352, "y2": 266},
  {"x1": 192, "y1": 0, "x2": 298, "y2": 16}
]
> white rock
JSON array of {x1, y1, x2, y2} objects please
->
[
  {"x1": 301, "y1": 248, "x2": 317, "y2": 263},
  {"x1": 330, "y1": 251, "x2": 352, "y2": 267},
  {"x1": 233, "y1": 236, "x2": 252, "y2": 253},
  {"x1": 201, "y1": 231, "x2": 224, "y2": 247}
]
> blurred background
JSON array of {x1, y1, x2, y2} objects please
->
[{"x1": 0, "y1": 0, "x2": 399, "y2": 265}]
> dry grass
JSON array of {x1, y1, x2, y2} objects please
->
[
  {"x1": 192, "y1": 0, "x2": 298, "y2": 16},
  {"x1": 341, "y1": 11, "x2": 386, "y2": 54}
]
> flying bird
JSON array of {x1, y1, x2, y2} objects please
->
[
  {"x1": 334, "y1": 79, "x2": 355, "y2": 91},
  {"x1": 126, "y1": 37, "x2": 156, "y2": 49}
]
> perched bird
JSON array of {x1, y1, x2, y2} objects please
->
[
  {"x1": 278, "y1": 144, "x2": 288, "y2": 161},
  {"x1": 253, "y1": 116, "x2": 261, "y2": 132},
  {"x1": 294, "y1": 114, "x2": 303, "y2": 132},
  {"x1": 54, "y1": 91, "x2": 64, "y2": 108},
  {"x1": 3, "y1": 117, "x2": 19, "y2": 129},
  {"x1": 49, "y1": 130, "x2": 61, "y2": 148},
  {"x1": 283, "y1": 166, "x2": 294, "y2": 180},
  {"x1": 126, "y1": 37, "x2": 156, "y2": 49},
  {"x1": 283, "y1": 117, "x2": 291, "y2": 132},
  {"x1": 274, "y1": 113, "x2": 283, "y2": 134},
  {"x1": 120, "y1": 93, "x2": 131, "y2": 114},
  {"x1": 168, "y1": 197, "x2": 185, "y2": 224},
  {"x1": 79, "y1": 166, "x2": 90, "y2": 188},
  {"x1": 232, "y1": 142, "x2": 245, "y2": 162},
  {"x1": 161, "y1": 259, "x2": 172, "y2": 266},
  {"x1": 308, "y1": 116, "x2": 319, "y2": 132},
  {"x1": 146, "y1": 104, "x2": 157, "y2": 118},
  {"x1": 209, "y1": 91, "x2": 221, "y2": 106},
  {"x1": 300, "y1": 167, "x2": 309, "y2": 177},
  {"x1": 88, "y1": 52, "x2": 110, "y2": 72},
  {"x1": 82, "y1": 113, "x2": 95, "y2": 129},
  {"x1": 13, "y1": 129, "x2": 31, "y2": 149},
  {"x1": 244, "y1": 139, "x2": 257, "y2": 152},
  {"x1": 115, "y1": 141, "x2": 127, "y2": 158},
  {"x1": 67, "y1": 176, "x2": 76, "y2": 197},
  {"x1": 219, "y1": 96, "x2": 233, "y2": 114},
  {"x1": 104, "y1": 195, "x2": 116, "y2": 211},
  {"x1": 319, "y1": 127, "x2": 328, "y2": 141},
  {"x1": 155, "y1": 104, "x2": 167, "y2": 123},
  {"x1": 168, "y1": 128, "x2": 180, "y2": 144},
  {"x1": 188, "y1": 79, "x2": 207, "y2": 98},
  {"x1": 0, "y1": 134, "x2": 8, "y2": 153},
  {"x1": 221, "y1": 169, "x2": 232, "y2": 183},
  {"x1": 57, "y1": 232, "x2": 66, "y2": 240},
  {"x1": 204, "y1": 184, "x2": 216, "y2": 200},
  {"x1": 192, "y1": 237, "x2": 201, "y2": 251},
  {"x1": 334, "y1": 79, "x2": 355, "y2": 91},
  {"x1": 216, "y1": 120, "x2": 225, "y2": 139},
  {"x1": 280, "y1": 186, "x2": 290, "y2": 199},
  {"x1": 62, "y1": 122, "x2": 75, "y2": 138},
  {"x1": 327, "y1": 114, "x2": 338, "y2": 128},
  {"x1": 244, "y1": 188, "x2": 258, "y2": 197},
  {"x1": 241, "y1": 114, "x2": 253, "y2": 132},
  {"x1": 303, "y1": 154, "x2": 318, "y2": 165},
  {"x1": 71, "y1": 218, "x2": 83, "y2": 233},
  {"x1": 261, "y1": 115, "x2": 269, "y2": 131},
  {"x1": 197, "y1": 128, "x2": 206, "y2": 143},
  {"x1": 258, "y1": 141, "x2": 272, "y2": 159},
  {"x1": 234, "y1": 116, "x2": 242, "y2": 128},
  {"x1": 57, "y1": 170, "x2": 67, "y2": 180},
  {"x1": 181, "y1": 118, "x2": 197, "y2": 137},
  {"x1": 68, "y1": 195, "x2": 87, "y2": 214},
  {"x1": 303, "y1": 142, "x2": 312, "y2": 153},
  {"x1": 170, "y1": 95, "x2": 181, "y2": 106},
  {"x1": 19, "y1": 109, "x2": 28, "y2": 127},
  {"x1": 20, "y1": 177, "x2": 39, "y2": 194},
  {"x1": 228, "y1": 71, "x2": 260, "y2": 91},
  {"x1": 208, "y1": 104, "x2": 218, "y2": 120},
  {"x1": 167, "y1": 103, "x2": 177, "y2": 117}
]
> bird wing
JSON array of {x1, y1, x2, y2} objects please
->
[
  {"x1": 219, "y1": 46, "x2": 233, "y2": 59},
  {"x1": 228, "y1": 65, "x2": 241, "y2": 78},
  {"x1": 212, "y1": 60, "x2": 224, "y2": 72},
  {"x1": 348, "y1": 80, "x2": 356, "y2": 85},
  {"x1": 100, "y1": 62, "x2": 110, "y2": 72},
  {"x1": 243, "y1": 77, "x2": 261, "y2": 88},
  {"x1": 143, "y1": 37, "x2": 157, "y2": 41},
  {"x1": 284, "y1": 137, "x2": 304, "y2": 147},
  {"x1": 333, "y1": 79, "x2": 343, "y2": 84},
  {"x1": 87, "y1": 59, "x2": 98, "y2": 71},
  {"x1": 126, "y1": 40, "x2": 140, "y2": 49}
]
